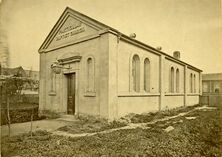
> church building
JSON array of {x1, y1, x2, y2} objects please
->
[{"x1": 38, "y1": 7, "x2": 202, "y2": 120}]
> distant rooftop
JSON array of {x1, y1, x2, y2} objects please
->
[
  {"x1": 202, "y1": 73, "x2": 222, "y2": 81},
  {"x1": 1, "y1": 66, "x2": 39, "y2": 80},
  {"x1": 1, "y1": 66, "x2": 27, "y2": 77}
]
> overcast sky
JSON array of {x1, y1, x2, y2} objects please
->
[{"x1": 0, "y1": 0, "x2": 221, "y2": 73}]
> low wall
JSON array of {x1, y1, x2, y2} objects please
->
[
  {"x1": 200, "y1": 95, "x2": 222, "y2": 106},
  {"x1": 200, "y1": 96, "x2": 209, "y2": 105}
]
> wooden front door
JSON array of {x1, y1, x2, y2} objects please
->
[{"x1": 67, "y1": 73, "x2": 76, "y2": 115}]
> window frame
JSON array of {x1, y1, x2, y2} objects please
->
[
  {"x1": 190, "y1": 73, "x2": 193, "y2": 93},
  {"x1": 85, "y1": 56, "x2": 95, "y2": 93},
  {"x1": 144, "y1": 58, "x2": 150, "y2": 92},
  {"x1": 193, "y1": 74, "x2": 196, "y2": 93},
  {"x1": 132, "y1": 54, "x2": 140, "y2": 92},
  {"x1": 176, "y1": 68, "x2": 179, "y2": 93},
  {"x1": 170, "y1": 66, "x2": 175, "y2": 93}
]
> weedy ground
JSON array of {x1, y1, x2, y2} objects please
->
[
  {"x1": 57, "y1": 115, "x2": 127, "y2": 134},
  {"x1": 1, "y1": 104, "x2": 222, "y2": 157}
]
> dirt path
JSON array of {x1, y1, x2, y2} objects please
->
[
  {"x1": 52, "y1": 106, "x2": 216, "y2": 138},
  {"x1": 1, "y1": 119, "x2": 72, "y2": 137}
]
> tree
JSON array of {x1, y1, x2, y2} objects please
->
[{"x1": 1, "y1": 75, "x2": 32, "y2": 137}]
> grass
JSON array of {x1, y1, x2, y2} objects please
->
[{"x1": 1, "y1": 104, "x2": 222, "y2": 157}]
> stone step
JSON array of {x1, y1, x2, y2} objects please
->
[{"x1": 56, "y1": 115, "x2": 78, "y2": 122}]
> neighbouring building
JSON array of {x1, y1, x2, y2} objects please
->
[
  {"x1": 38, "y1": 7, "x2": 202, "y2": 120},
  {"x1": 1, "y1": 66, "x2": 27, "y2": 77},
  {"x1": 0, "y1": 66, "x2": 39, "y2": 93},
  {"x1": 201, "y1": 73, "x2": 222, "y2": 105},
  {"x1": 25, "y1": 70, "x2": 39, "y2": 81},
  {"x1": 202, "y1": 73, "x2": 222, "y2": 94}
]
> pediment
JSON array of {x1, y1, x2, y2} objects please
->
[{"x1": 39, "y1": 7, "x2": 109, "y2": 52}]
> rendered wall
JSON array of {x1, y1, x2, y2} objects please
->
[
  {"x1": 187, "y1": 68, "x2": 200, "y2": 94},
  {"x1": 107, "y1": 34, "x2": 201, "y2": 118},
  {"x1": 117, "y1": 96, "x2": 159, "y2": 117},
  {"x1": 107, "y1": 34, "x2": 118, "y2": 119},
  {"x1": 163, "y1": 59, "x2": 185, "y2": 94},
  {"x1": 161, "y1": 59, "x2": 185, "y2": 109},
  {"x1": 39, "y1": 9, "x2": 202, "y2": 120},
  {"x1": 164, "y1": 96, "x2": 184, "y2": 109},
  {"x1": 39, "y1": 53, "x2": 46, "y2": 112},
  {"x1": 187, "y1": 95, "x2": 199, "y2": 106},
  {"x1": 117, "y1": 40, "x2": 160, "y2": 93},
  {"x1": 110, "y1": 36, "x2": 161, "y2": 118},
  {"x1": 39, "y1": 33, "x2": 110, "y2": 118}
]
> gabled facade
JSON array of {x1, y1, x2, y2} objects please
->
[{"x1": 39, "y1": 7, "x2": 202, "y2": 120}]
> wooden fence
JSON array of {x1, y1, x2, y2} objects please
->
[{"x1": 200, "y1": 94, "x2": 222, "y2": 106}]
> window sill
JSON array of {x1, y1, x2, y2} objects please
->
[
  {"x1": 118, "y1": 92, "x2": 160, "y2": 97},
  {"x1": 84, "y1": 91, "x2": 96, "y2": 97},
  {"x1": 48, "y1": 91, "x2": 56, "y2": 96},
  {"x1": 165, "y1": 93, "x2": 185, "y2": 96},
  {"x1": 187, "y1": 93, "x2": 200, "y2": 96}
]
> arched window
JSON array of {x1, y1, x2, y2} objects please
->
[
  {"x1": 50, "y1": 68, "x2": 56, "y2": 93},
  {"x1": 170, "y1": 67, "x2": 174, "y2": 93},
  {"x1": 144, "y1": 58, "x2": 150, "y2": 92},
  {"x1": 190, "y1": 73, "x2": 193, "y2": 93},
  {"x1": 176, "y1": 69, "x2": 179, "y2": 93},
  {"x1": 132, "y1": 55, "x2": 140, "y2": 92},
  {"x1": 194, "y1": 74, "x2": 196, "y2": 93},
  {"x1": 86, "y1": 57, "x2": 94, "y2": 92}
]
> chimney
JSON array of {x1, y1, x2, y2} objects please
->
[
  {"x1": 129, "y1": 33, "x2": 136, "y2": 39},
  {"x1": 173, "y1": 51, "x2": 180, "y2": 60},
  {"x1": 156, "y1": 46, "x2": 162, "y2": 51}
]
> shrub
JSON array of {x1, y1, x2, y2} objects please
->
[{"x1": 1, "y1": 106, "x2": 45, "y2": 125}]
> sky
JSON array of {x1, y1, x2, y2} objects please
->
[{"x1": 0, "y1": 0, "x2": 222, "y2": 73}]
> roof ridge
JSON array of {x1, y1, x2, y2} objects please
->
[{"x1": 39, "y1": 6, "x2": 202, "y2": 72}]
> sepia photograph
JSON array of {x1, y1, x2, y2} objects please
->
[{"x1": 0, "y1": 0, "x2": 222, "y2": 156}]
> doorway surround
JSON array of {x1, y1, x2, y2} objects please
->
[{"x1": 58, "y1": 52, "x2": 82, "y2": 115}]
